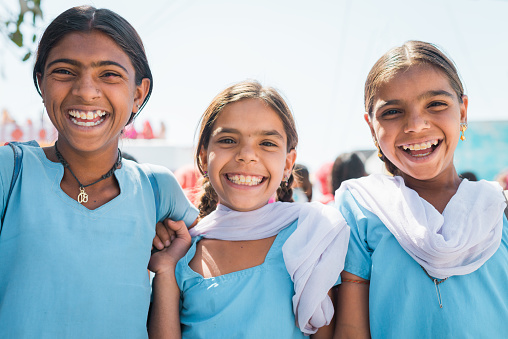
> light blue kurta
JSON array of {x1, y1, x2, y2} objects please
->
[
  {"x1": 336, "y1": 189, "x2": 508, "y2": 338},
  {"x1": 0, "y1": 143, "x2": 199, "y2": 338},
  {"x1": 175, "y1": 221, "x2": 307, "y2": 339}
]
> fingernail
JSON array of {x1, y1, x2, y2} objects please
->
[{"x1": 165, "y1": 240, "x2": 170, "y2": 246}]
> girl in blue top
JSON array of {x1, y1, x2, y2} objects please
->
[
  {"x1": 149, "y1": 80, "x2": 350, "y2": 338},
  {"x1": 0, "y1": 6, "x2": 198, "y2": 338},
  {"x1": 333, "y1": 41, "x2": 508, "y2": 338}
]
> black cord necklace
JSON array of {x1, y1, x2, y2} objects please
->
[{"x1": 54, "y1": 141, "x2": 122, "y2": 204}]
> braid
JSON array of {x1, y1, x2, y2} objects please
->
[
  {"x1": 276, "y1": 172, "x2": 295, "y2": 202},
  {"x1": 197, "y1": 177, "x2": 219, "y2": 220}
]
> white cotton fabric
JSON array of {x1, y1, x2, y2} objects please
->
[
  {"x1": 337, "y1": 174, "x2": 506, "y2": 279},
  {"x1": 189, "y1": 201, "x2": 350, "y2": 335}
]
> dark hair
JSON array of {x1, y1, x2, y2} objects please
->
[
  {"x1": 459, "y1": 171, "x2": 477, "y2": 181},
  {"x1": 33, "y1": 5, "x2": 153, "y2": 122},
  {"x1": 196, "y1": 80, "x2": 298, "y2": 219},
  {"x1": 365, "y1": 40, "x2": 465, "y2": 175},
  {"x1": 293, "y1": 163, "x2": 312, "y2": 201},
  {"x1": 331, "y1": 152, "x2": 366, "y2": 192}
]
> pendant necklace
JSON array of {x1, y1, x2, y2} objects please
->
[
  {"x1": 54, "y1": 141, "x2": 122, "y2": 204},
  {"x1": 421, "y1": 265, "x2": 448, "y2": 309}
]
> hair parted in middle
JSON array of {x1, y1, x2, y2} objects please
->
[
  {"x1": 33, "y1": 5, "x2": 153, "y2": 124},
  {"x1": 364, "y1": 40, "x2": 466, "y2": 175},
  {"x1": 195, "y1": 80, "x2": 298, "y2": 219}
]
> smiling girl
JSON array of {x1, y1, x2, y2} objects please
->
[
  {"x1": 0, "y1": 6, "x2": 198, "y2": 338},
  {"x1": 333, "y1": 41, "x2": 508, "y2": 338},
  {"x1": 148, "y1": 80, "x2": 350, "y2": 338}
]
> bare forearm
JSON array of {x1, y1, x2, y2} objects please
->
[
  {"x1": 148, "y1": 271, "x2": 182, "y2": 339},
  {"x1": 333, "y1": 272, "x2": 370, "y2": 339}
]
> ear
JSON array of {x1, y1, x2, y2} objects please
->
[
  {"x1": 364, "y1": 113, "x2": 376, "y2": 140},
  {"x1": 460, "y1": 95, "x2": 468, "y2": 124},
  {"x1": 199, "y1": 146, "x2": 208, "y2": 173},
  {"x1": 132, "y1": 78, "x2": 150, "y2": 113},
  {"x1": 284, "y1": 148, "x2": 297, "y2": 179},
  {"x1": 36, "y1": 73, "x2": 45, "y2": 97}
]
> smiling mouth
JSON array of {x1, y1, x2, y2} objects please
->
[
  {"x1": 400, "y1": 139, "x2": 440, "y2": 157},
  {"x1": 226, "y1": 174, "x2": 265, "y2": 186},
  {"x1": 68, "y1": 109, "x2": 107, "y2": 127}
]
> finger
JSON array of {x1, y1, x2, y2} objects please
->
[
  {"x1": 152, "y1": 234, "x2": 164, "y2": 250},
  {"x1": 165, "y1": 219, "x2": 191, "y2": 242},
  {"x1": 156, "y1": 221, "x2": 172, "y2": 247}
]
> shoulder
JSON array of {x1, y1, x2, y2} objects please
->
[
  {"x1": 122, "y1": 161, "x2": 179, "y2": 186},
  {"x1": 0, "y1": 145, "x2": 16, "y2": 192}
]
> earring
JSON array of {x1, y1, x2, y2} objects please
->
[
  {"x1": 136, "y1": 103, "x2": 141, "y2": 109},
  {"x1": 281, "y1": 175, "x2": 289, "y2": 188},
  {"x1": 203, "y1": 171, "x2": 208, "y2": 178},
  {"x1": 460, "y1": 122, "x2": 468, "y2": 141},
  {"x1": 373, "y1": 140, "x2": 382, "y2": 158}
]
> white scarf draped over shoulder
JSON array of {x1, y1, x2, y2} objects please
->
[
  {"x1": 336, "y1": 173, "x2": 506, "y2": 279},
  {"x1": 189, "y1": 201, "x2": 350, "y2": 335}
]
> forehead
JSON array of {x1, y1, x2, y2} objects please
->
[
  {"x1": 375, "y1": 64, "x2": 456, "y2": 101},
  {"x1": 213, "y1": 98, "x2": 287, "y2": 136},
  {"x1": 45, "y1": 31, "x2": 134, "y2": 72}
]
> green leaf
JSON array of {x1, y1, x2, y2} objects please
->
[
  {"x1": 9, "y1": 29, "x2": 23, "y2": 47},
  {"x1": 22, "y1": 51, "x2": 31, "y2": 61}
]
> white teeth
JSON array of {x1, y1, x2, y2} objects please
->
[
  {"x1": 70, "y1": 117, "x2": 105, "y2": 126},
  {"x1": 412, "y1": 151, "x2": 432, "y2": 157},
  {"x1": 227, "y1": 174, "x2": 263, "y2": 186},
  {"x1": 68, "y1": 110, "x2": 107, "y2": 120},
  {"x1": 402, "y1": 139, "x2": 438, "y2": 151}
]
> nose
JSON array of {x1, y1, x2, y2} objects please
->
[
  {"x1": 235, "y1": 142, "x2": 258, "y2": 163},
  {"x1": 404, "y1": 109, "x2": 430, "y2": 133},
  {"x1": 71, "y1": 73, "x2": 100, "y2": 102}
]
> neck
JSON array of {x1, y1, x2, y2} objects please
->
[
  {"x1": 401, "y1": 168, "x2": 462, "y2": 213},
  {"x1": 47, "y1": 138, "x2": 121, "y2": 185}
]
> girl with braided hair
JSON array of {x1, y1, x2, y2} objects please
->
[{"x1": 148, "y1": 80, "x2": 350, "y2": 338}]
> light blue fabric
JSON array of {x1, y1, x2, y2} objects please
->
[
  {"x1": 175, "y1": 221, "x2": 307, "y2": 339},
  {"x1": 337, "y1": 189, "x2": 508, "y2": 339},
  {"x1": 0, "y1": 143, "x2": 199, "y2": 339}
]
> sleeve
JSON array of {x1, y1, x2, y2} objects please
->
[
  {"x1": 335, "y1": 189, "x2": 372, "y2": 280},
  {"x1": 0, "y1": 145, "x2": 15, "y2": 220},
  {"x1": 149, "y1": 164, "x2": 199, "y2": 227}
]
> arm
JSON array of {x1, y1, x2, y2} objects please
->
[
  {"x1": 333, "y1": 271, "x2": 370, "y2": 339},
  {"x1": 148, "y1": 220, "x2": 191, "y2": 339}
]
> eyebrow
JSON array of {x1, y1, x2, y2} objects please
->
[
  {"x1": 212, "y1": 127, "x2": 284, "y2": 139},
  {"x1": 45, "y1": 58, "x2": 129, "y2": 73},
  {"x1": 417, "y1": 90, "x2": 455, "y2": 101},
  {"x1": 375, "y1": 90, "x2": 455, "y2": 110}
]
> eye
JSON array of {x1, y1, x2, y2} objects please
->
[
  {"x1": 101, "y1": 72, "x2": 121, "y2": 78},
  {"x1": 261, "y1": 140, "x2": 277, "y2": 147},
  {"x1": 218, "y1": 138, "x2": 235, "y2": 144},
  {"x1": 52, "y1": 68, "x2": 73, "y2": 76},
  {"x1": 380, "y1": 108, "x2": 401, "y2": 118},
  {"x1": 428, "y1": 101, "x2": 447, "y2": 109}
]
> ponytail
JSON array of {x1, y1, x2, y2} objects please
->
[
  {"x1": 197, "y1": 177, "x2": 219, "y2": 220},
  {"x1": 276, "y1": 172, "x2": 295, "y2": 202}
]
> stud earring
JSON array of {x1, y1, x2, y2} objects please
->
[
  {"x1": 203, "y1": 171, "x2": 208, "y2": 178},
  {"x1": 460, "y1": 122, "x2": 468, "y2": 141},
  {"x1": 136, "y1": 103, "x2": 140, "y2": 109}
]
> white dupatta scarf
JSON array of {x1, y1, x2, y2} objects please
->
[
  {"x1": 189, "y1": 201, "x2": 350, "y2": 335},
  {"x1": 337, "y1": 174, "x2": 506, "y2": 279}
]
